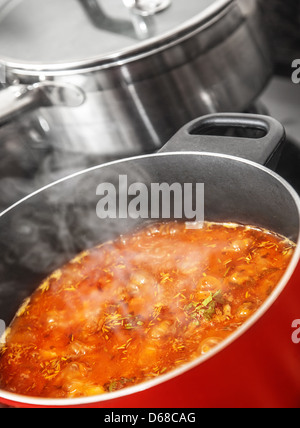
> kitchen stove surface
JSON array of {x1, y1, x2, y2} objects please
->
[{"x1": 261, "y1": 76, "x2": 300, "y2": 195}]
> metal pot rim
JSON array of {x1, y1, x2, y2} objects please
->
[{"x1": 0, "y1": 151, "x2": 299, "y2": 407}]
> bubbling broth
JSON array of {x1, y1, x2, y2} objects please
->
[{"x1": 0, "y1": 221, "x2": 296, "y2": 399}]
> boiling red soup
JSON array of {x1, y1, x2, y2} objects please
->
[{"x1": 0, "y1": 221, "x2": 295, "y2": 398}]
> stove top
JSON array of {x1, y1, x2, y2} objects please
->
[{"x1": 261, "y1": 76, "x2": 300, "y2": 195}]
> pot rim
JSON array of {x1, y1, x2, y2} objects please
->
[
  {"x1": 0, "y1": 150, "x2": 299, "y2": 407},
  {"x1": 0, "y1": 0, "x2": 234, "y2": 76}
]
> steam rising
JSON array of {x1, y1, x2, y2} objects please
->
[{"x1": 0, "y1": 148, "x2": 155, "y2": 323}]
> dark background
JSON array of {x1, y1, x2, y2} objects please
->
[{"x1": 260, "y1": 0, "x2": 300, "y2": 76}]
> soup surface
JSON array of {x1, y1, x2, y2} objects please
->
[{"x1": 0, "y1": 222, "x2": 295, "y2": 399}]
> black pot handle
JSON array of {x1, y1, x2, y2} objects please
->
[{"x1": 160, "y1": 113, "x2": 286, "y2": 169}]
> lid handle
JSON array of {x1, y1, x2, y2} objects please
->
[
  {"x1": 123, "y1": 0, "x2": 172, "y2": 16},
  {"x1": 79, "y1": 0, "x2": 165, "y2": 40}
]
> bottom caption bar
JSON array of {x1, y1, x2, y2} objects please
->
[{"x1": 102, "y1": 410, "x2": 198, "y2": 425}]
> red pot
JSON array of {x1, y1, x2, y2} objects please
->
[{"x1": 0, "y1": 114, "x2": 299, "y2": 408}]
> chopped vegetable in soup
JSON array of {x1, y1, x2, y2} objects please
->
[{"x1": 0, "y1": 222, "x2": 295, "y2": 398}]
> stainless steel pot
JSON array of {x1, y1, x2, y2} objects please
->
[{"x1": 0, "y1": 0, "x2": 272, "y2": 157}]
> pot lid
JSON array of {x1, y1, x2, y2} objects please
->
[{"x1": 0, "y1": 0, "x2": 233, "y2": 71}]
